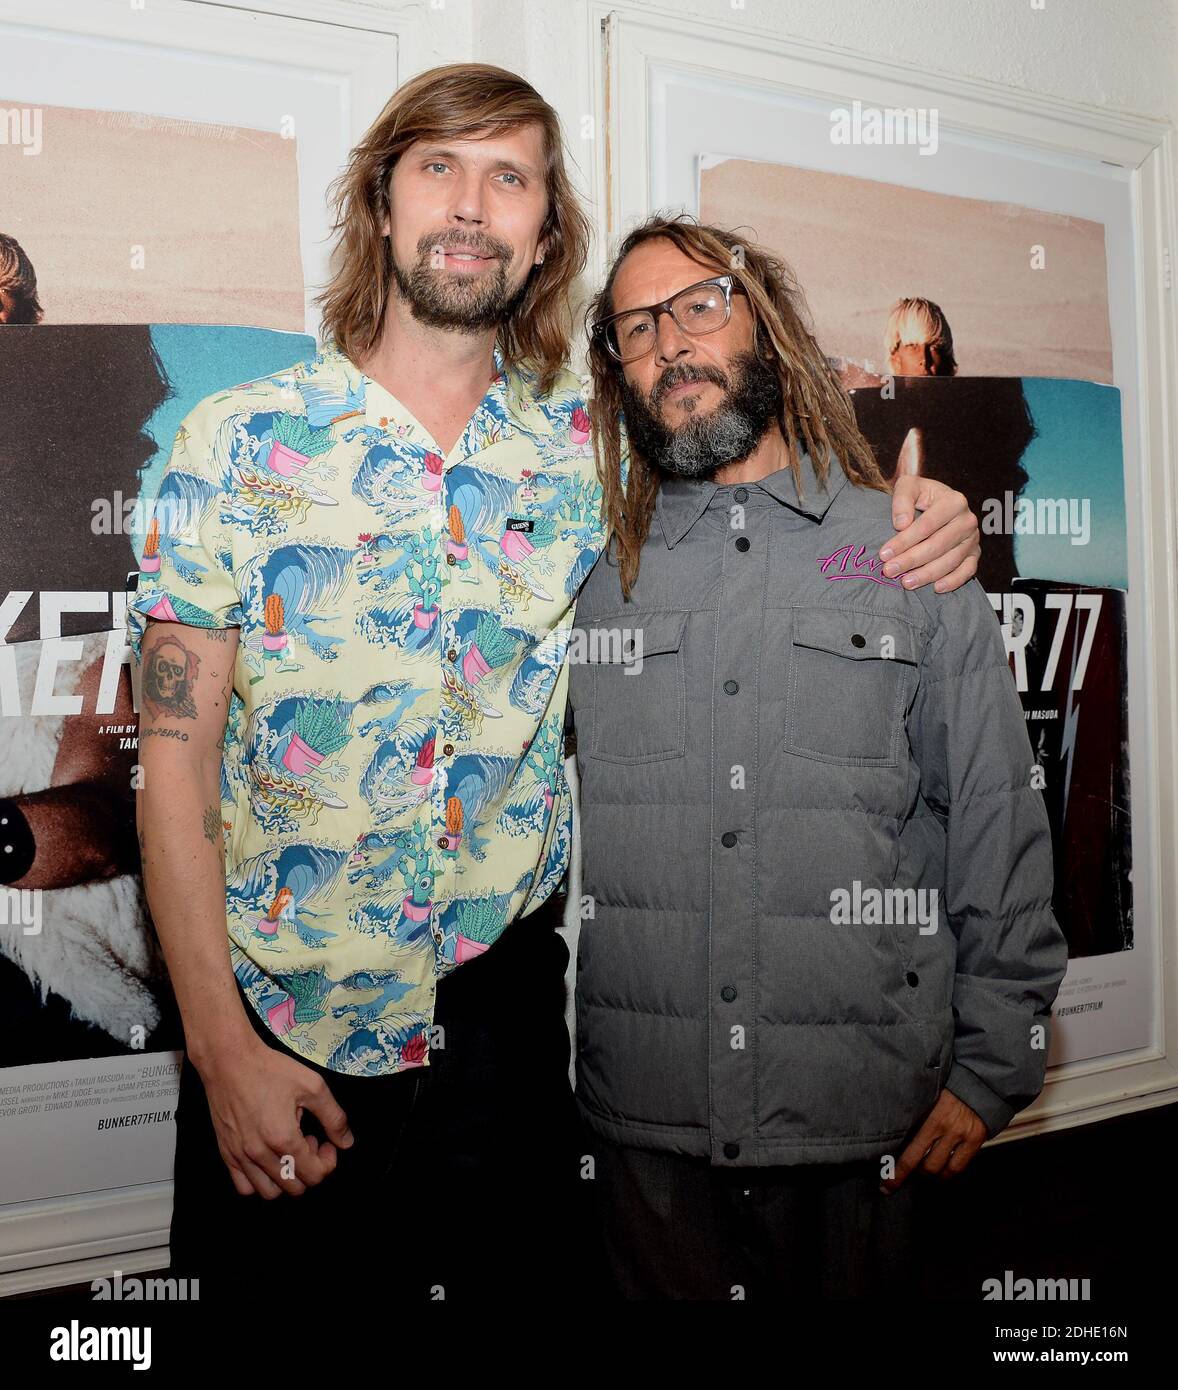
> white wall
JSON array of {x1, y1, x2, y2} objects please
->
[
  {"x1": 453, "y1": 0, "x2": 1178, "y2": 282},
  {"x1": 469, "y1": 0, "x2": 1178, "y2": 122}
]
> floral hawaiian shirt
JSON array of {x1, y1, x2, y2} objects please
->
[{"x1": 125, "y1": 340, "x2": 607, "y2": 1076}]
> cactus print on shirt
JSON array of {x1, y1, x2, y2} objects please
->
[{"x1": 125, "y1": 340, "x2": 607, "y2": 1076}]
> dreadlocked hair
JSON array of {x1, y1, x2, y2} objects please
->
[{"x1": 584, "y1": 213, "x2": 887, "y2": 598}]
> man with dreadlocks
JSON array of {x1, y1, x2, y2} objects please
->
[{"x1": 568, "y1": 215, "x2": 1067, "y2": 1300}]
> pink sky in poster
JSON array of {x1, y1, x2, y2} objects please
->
[{"x1": 2, "y1": 101, "x2": 304, "y2": 328}]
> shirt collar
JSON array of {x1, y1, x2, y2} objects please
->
[
  {"x1": 655, "y1": 445, "x2": 849, "y2": 548},
  {"x1": 487, "y1": 343, "x2": 557, "y2": 436},
  {"x1": 319, "y1": 339, "x2": 548, "y2": 437}
]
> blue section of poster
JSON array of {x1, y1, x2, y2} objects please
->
[{"x1": 851, "y1": 375, "x2": 1132, "y2": 959}]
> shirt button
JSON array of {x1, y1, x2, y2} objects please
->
[
  {"x1": 721, "y1": 832, "x2": 737, "y2": 848},
  {"x1": 735, "y1": 537, "x2": 750, "y2": 552},
  {"x1": 723, "y1": 680, "x2": 739, "y2": 695},
  {"x1": 437, "y1": 837, "x2": 449, "y2": 850},
  {"x1": 445, "y1": 554, "x2": 456, "y2": 566},
  {"x1": 733, "y1": 487, "x2": 749, "y2": 503},
  {"x1": 723, "y1": 1141, "x2": 741, "y2": 1160},
  {"x1": 720, "y1": 985, "x2": 737, "y2": 1003},
  {"x1": 851, "y1": 633, "x2": 866, "y2": 648},
  {"x1": 447, "y1": 648, "x2": 458, "y2": 661},
  {"x1": 906, "y1": 971, "x2": 920, "y2": 987},
  {"x1": 443, "y1": 743, "x2": 455, "y2": 756}
]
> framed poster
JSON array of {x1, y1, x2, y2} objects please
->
[
  {"x1": 0, "y1": 0, "x2": 402, "y2": 1296},
  {"x1": 589, "y1": 3, "x2": 1178, "y2": 1140}
]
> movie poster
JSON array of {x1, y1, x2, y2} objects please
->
[
  {"x1": 702, "y1": 158, "x2": 1142, "y2": 1066},
  {"x1": 0, "y1": 323, "x2": 315, "y2": 1205}
]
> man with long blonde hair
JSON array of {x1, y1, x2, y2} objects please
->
[
  {"x1": 127, "y1": 66, "x2": 979, "y2": 1302},
  {"x1": 569, "y1": 215, "x2": 1065, "y2": 1298},
  {"x1": 885, "y1": 295, "x2": 958, "y2": 377}
]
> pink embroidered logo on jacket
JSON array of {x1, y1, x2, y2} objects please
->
[{"x1": 816, "y1": 543, "x2": 902, "y2": 587}]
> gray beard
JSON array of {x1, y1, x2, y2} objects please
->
[
  {"x1": 619, "y1": 351, "x2": 783, "y2": 481},
  {"x1": 656, "y1": 405, "x2": 767, "y2": 479}
]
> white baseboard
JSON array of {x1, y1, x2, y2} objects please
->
[{"x1": 0, "y1": 1183, "x2": 172, "y2": 1298}]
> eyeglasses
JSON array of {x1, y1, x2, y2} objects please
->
[{"x1": 593, "y1": 274, "x2": 746, "y2": 364}]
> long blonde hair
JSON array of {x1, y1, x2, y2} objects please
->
[
  {"x1": 885, "y1": 296, "x2": 958, "y2": 374},
  {"x1": 585, "y1": 214, "x2": 886, "y2": 598},
  {"x1": 314, "y1": 64, "x2": 591, "y2": 396}
]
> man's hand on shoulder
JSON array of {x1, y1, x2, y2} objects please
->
[{"x1": 880, "y1": 475, "x2": 981, "y2": 593}]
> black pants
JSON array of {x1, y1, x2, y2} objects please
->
[
  {"x1": 170, "y1": 895, "x2": 605, "y2": 1302},
  {"x1": 589, "y1": 1135, "x2": 922, "y2": 1301}
]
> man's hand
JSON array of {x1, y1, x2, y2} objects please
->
[
  {"x1": 881, "y1": 1089, "x2": 988, "y2": 1194},
  {"x1": 198, "y1": 1038, "x2": 354, "y2": 1198},
  {"x1": 880, "y1": 475, "x2": 980, "y2": 593}
]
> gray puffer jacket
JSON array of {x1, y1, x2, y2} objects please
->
[{"x1": 567, "y1": 455, "x2": 1068, "y2": 1167}]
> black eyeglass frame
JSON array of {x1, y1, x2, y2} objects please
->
[{"x1": 592, "y1": 274, "x2": 748, "y2": 363}]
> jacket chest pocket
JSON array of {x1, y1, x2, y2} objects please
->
[
  {"x1": 581, "y1": 609, "x2": 688, "y2": 763},
  {"x1": 784, "y1": 608, "x2": 918, "y2": 767}
]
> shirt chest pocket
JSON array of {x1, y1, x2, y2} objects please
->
[
  {"x1": 581, "y1": 609, "x2": 688, "y2": 763},
  {"x1": 784, "y1": 608, "x2": 919, "y2": 767}
]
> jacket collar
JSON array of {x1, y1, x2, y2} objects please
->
[{"x1": 655, "y1": 446, "x2": 849, "y2": 548}]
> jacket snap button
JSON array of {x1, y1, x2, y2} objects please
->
[
  {"x1": 723, "y1": 1141, "x2": 741, "y2": 1159},
  {"x1": 733, "y1": 487, "x2": 749, "y2": 503},
  {"x1": 720, "y1": 985, "x2": 737, "y2": 1002},
  {"x1": 735, "y1": 536, "x2": 750, "y2": 552},
  {"x1": 723, "y1": 680, "x2": 739, "y2": 695},
  {"x1": 851, "y1": 633, "x2": 866, "y2": 648},
  {"x1": 906, "y1": 971, "x2": 919, "y2": 987},
  {"x1": 721, "y1": 832, "x2": 737, "y2": 848}
]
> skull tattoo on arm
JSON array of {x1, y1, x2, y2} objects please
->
[{"x1": 143, "y1": 632, "x2": 201, "y2": 720}]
